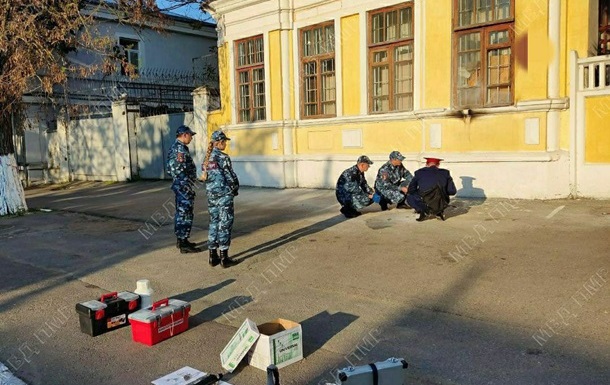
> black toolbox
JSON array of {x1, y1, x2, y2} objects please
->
[{"x1": 75, "y1": 291, "x2": 141, "y2": 336}]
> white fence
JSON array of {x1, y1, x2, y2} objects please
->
[{"x1": 578, "y1": 56, "x2": 610, "y2": 91}]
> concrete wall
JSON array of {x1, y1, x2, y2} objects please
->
[{"x1": 69, "y1": 116, "x2": 117, "y2": 181}]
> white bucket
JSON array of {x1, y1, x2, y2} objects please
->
[{"x1": 134, "y1": 279, "x2": 154, "y2": 309}]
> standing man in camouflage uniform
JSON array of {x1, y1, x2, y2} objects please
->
[
  {"x1": 374, "y1": 150, "x2": 413, "y2": 211},
  {"x1": 167, "y1": 125, "x2": 201, "y2": 254},
  {"x1": 335, "y1": 155, "x2": 380, "y2": 218},
  {"x1": 202, "y1": 130, "x2": 239, "y2": 268}
]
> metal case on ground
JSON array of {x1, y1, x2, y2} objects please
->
[{"x1": 335, "y1": 357, "x2": 408, "y2": 385}]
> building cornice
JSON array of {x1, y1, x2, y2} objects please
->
[
  {"x1": 82, "y1": 5, "x2": 217, "y2": 39},
  {"x1": 223, "y1": 98, "x2": 571, "y2": 133},
  {"x1": 212, "y1": 0, "x2": 271, "y2": 15}
]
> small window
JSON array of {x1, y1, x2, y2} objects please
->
[
  {"x1": 117, "y1": 37, "x2": 140, "y2": 76},
  {"x1": 235, "y1": 35, "x2": 265, "y2": 122},
  {"x1": 300, "y1": 21, "x2": 336, "y2": 118},
  {"x1": 453, "y1": 0, "x2": 514, "y2": 108},
  {"x1": 368, "y1": 3, "x2": 414, "y2": 113}
]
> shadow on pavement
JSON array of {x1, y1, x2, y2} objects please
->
[
  {"x1": 190, "y1": 296, "x2": 253, "y2": 328},
  {"x1": 301, "y1": 311, "x2": 359, "y2": 359},
  {"x1": 173, "y1": 279, "x2": 236, "y2": 303},
  {"x1": 232, "y1": 215, "x2": 344, "y2": 262}
]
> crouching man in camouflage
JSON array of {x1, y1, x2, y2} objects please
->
[
  {"x1": 335, "y1": 155, "x2": 380, "y2": 218},
  {"x1": 166, "y1": 125, "x2": 201, "y2": 254},
  {"x1": 374, "y1": 150, "x2": 413, "y2": 211}
]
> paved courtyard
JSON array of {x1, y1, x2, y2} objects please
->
[{"x1": 0, "y1": 181, "x2": 609, "y2": 385}]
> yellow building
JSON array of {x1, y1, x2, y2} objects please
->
[{"x1": 206, "y1": 0, "x2": 610, "y2": 199}]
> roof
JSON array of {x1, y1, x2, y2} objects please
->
[{"x1": 84, "y1": 0, "x2": 217, "y2": 29}]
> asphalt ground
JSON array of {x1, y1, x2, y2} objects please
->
[{"x1": 0, "y1": 180, "x2": 609, "y2": 385}]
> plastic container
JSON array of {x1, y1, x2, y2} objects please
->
[
  {"x1": 75, "y1": 291, "x2": 141, "y2": 336},
  {"x1": 128, "y1": 298, "x2": 191, "y2": 346},
  {"x1": 134, "y1": 279, "x2": 154, "y2": 309}
]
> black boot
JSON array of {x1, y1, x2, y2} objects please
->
[
  {"x1": 209, "y1": 249, "x2": 220, "y2": 266},
  {"x1": 220, "y1": 249, "x2": 237, "y2": 268},
  {"x1": 179, "y1": 239, "x2": 202, "y2": 253},
  {"x1": 379, "y1": 197, "x2": 389, "y2": 211},
  {"x1": 416, "y1": 212, "x2": 428, "y2": 222},
  {"x1": 176, "y1": 238, "x2": 197, "y2": 249}
]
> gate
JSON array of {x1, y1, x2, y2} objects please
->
[
  {"x1": 572, "y1": 54, "x2": 610, "y2": 198},
  {"x1": 136, "y1": 112, "x2": 193, "y2": 179}
]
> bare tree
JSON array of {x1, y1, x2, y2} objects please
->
[{"x1": 0, "y1": 0, "x2": 215, "y2": 216}]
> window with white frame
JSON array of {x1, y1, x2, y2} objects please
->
[
  {"x1": 454, "y1": 0, "x2": 514, "y2": 107},
  {"x1": 368, "y1": 2, "x2": 414, "y2": 113},
  {"x1": 300, "y1": 21, "x2": 336, "y2": 118},
  {"x1": 116, "y1": 37, "x2": 140, "y2": 76},
  {"x1": 235, "y1": 35, "x2": 266, "y2": 122}
]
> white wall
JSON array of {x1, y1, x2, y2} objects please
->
[
  {"x1": 232, "y1": 153, "x2": 571, "y2": 199},
  {"x1": 69, "y1": 20, "x2": 217, "y2": 73},
  {"x1": 69, "y1": 117, "x2": 117, "y2": 181}
]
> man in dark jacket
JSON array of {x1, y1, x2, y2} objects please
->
[
  {"x1": 166, "y1": 125, "x2": 201, "y2": 253},
  {"x1": 407, "y1": 157, "x2": 457, "y2": 222}
]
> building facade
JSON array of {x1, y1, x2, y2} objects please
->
[{"x1": 208, "y1": 0, "x2": 610, "y2": 199}]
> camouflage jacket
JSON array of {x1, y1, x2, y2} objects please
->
[
  {"x1": 205, "y1": 148, "x2": 239, "y2": 198},
  {"x1": 167, "y1": 139, "x2": 197, "y2": 192},
  {"x1": 375, "y1": 162, "x2": 412, "y2": 191},
  {"x1": 336, "y1": 165, "x2": 374, "y2": 201}
]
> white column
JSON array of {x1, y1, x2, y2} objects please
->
[
  {"x1": 280, "y1": 0, "x2": 297, "y2": 187},
  {"x1": 568, "y1": 50, "x2": 579, "y2": 197},
  {"x1": 111, "y1": 100, "x2": 131, "y2": 181},
  {"x1": 50, "y1": 112, "x2": 70, "y2": 183},
  {"x1": 192, "y1": 86, "x2": 209, "y2": 179},
  {"x1": 547, "y1": 0, "x2": 561, "y2": 152}
]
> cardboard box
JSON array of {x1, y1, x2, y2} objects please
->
[
  {"x1": 247, "y1": 318, "x2": 303, "y2": 371},
  {"x1": 220, "y1": 318, "x2": 260, "y2": 372}
]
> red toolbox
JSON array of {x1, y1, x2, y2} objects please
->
[
  {"x1": 128, "y1": 298, "x2": 191, "y2": 346},
  {"x1": 75, "y1": 291, "x2": 141, "y2": 336}
]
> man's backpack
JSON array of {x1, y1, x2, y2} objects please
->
[{"x1": 420, "y1": 184, "x2": 450, "y2": 215}]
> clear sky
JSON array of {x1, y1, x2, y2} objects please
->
[{"x1": 156, "y1": 0, "x2": 216, "y2": 23}]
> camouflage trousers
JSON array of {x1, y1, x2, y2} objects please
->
[
  {"x1": 376, "y1": 180, "x2": 409, "y2": 204},
  {"x1": 207, "y1": 194, "x2": 235, "y2": 250},
  {"x1": 336, "y1": 191, "x2": 373, "y2": 210},
  {"x1": 173, "y1": 187, "x2": 195, "y2": 239}
]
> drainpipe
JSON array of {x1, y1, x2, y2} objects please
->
[{"x1": 547, "y1": 0, "x2": 561, "y2": 152}]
